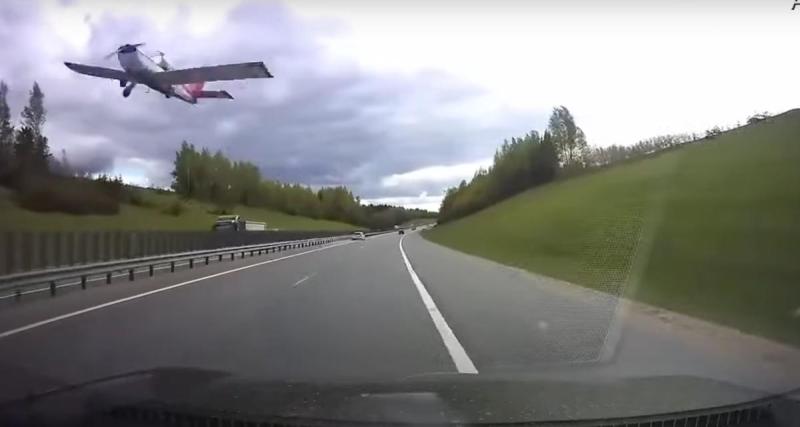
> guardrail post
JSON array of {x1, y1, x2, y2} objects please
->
[
  {"x1": 241, "y1": 251, "x2": 245, "y2": 259},
  {"x1": 230, "y1": 253, "x2": 234, "y2": 261},
  {"x1": 170, "y1": 261, "x2": 175, "y2": 273},
  {"x1": 149, "y1": 265, "x2": 154, "y2": 277},
  {"x1": 81, "y1": 276, "x2": 87, "y2": 290},
  {"x1": 189, "y1": 259, "x2": 194, "y2": 269},
  {"x1": 205, "y1": 256, "x2": 209, "y2": 265},
  {"x1": 50, "y1": 281, "x2": 56, "y2": 296},
  {"x1": 106, "y1": 272, "x2": 112, "y2": 284},
  {"x1": 218, "y1": 254, "x2": 223, "y2": 262},
  {"x1": 129, "y1": 268, "x2": 134, "y2": 281}
]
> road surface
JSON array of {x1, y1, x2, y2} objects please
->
[{"x1": 0, "y1": 231, "x2": 798, "y2": 402}]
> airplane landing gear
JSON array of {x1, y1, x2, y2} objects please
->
[
  {"x1": 119, "y1": 80, "x2": 127, "y2": 88},
  {"x1": 122, "y1": 82, "x2": 136, "y2": 98}
]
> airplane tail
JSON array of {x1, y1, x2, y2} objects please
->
[
  {"x1": 195, "y1": 90, "x2": 234, "y2": 100},
  {"x1": 186, "y1": 82, "x2": 205, "y2": 94},
  {"x1": 187, "y1": 82, "x2": 233, "y2": 100}
]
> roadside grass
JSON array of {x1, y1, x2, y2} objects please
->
[
  {"x1": 0, "y1": 188, "x2": 358, "y2": 232},
  {"x1": 425, "y1": 110, "x2": 800, "y2": 346}
]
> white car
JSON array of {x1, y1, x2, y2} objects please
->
[{"x1": 351, "y1": 232, "x2": 366, "y2": 240}]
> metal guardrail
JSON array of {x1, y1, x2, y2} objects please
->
[{"x1": 0, "y1": 230, "x2": 394, "y2": 300}]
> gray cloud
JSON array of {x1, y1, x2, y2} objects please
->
[
  {"x1": 69, "y1": 148, "x2": 116, "y2": 174},
  {"x1": 0, "y1": 0, "x2": 542, "y2": 201}
]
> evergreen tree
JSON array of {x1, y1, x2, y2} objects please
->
[{"x1": 0, "y1": 81, "x2": 14, "y2": 175}]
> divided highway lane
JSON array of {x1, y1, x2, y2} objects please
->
[
  {"x1": 1, "y1": 230, "x2": 799, "y2": 404},
  {"x1": 403, "y1": 233, "x2": 800, "y2": 395},
  {"x1": 0, "y1": 234, "x2": 454, "y2": 401}
]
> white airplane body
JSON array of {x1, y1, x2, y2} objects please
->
[{"x1": 64, "y1": 43, "x2": 273, "y2": 104}]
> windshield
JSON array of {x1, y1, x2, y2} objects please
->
[{"x1": 0, "y1": 0, "x2": 798, "y2": 425}]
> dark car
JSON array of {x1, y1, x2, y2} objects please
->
[{"x1": 398, "y1": 229, "x2": 405, "y2": 235}]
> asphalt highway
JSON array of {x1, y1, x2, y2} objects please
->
[{"x1": 0, "y1": 231, "x2": 798, "y2": 404}]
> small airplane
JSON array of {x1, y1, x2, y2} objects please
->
[{"x1": 64, "y1": 43, "x2": 273, "y2": 104}]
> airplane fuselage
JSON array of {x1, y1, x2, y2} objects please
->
[{"x1": 117, "y1": 48, "x2": 196, "y2": 104}]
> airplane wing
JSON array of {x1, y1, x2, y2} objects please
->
[
  {"x1": 151, "y1": 62, "x2": 273, "y2": 85},
  {"x1": 64, "y1": 62, "x2": 132, "y2": 81}
]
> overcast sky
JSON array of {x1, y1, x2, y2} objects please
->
[{"x1": 1, "y1": 0, "x2": 798, "y2": 211}]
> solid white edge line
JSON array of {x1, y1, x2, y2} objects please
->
[
  {"x1": 398, "y1": 235, "x2": 478, "y2": 374},
  {"x1": 0, "y1": 241, "x2": 351, "y2": 340}
]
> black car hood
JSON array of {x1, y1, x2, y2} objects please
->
[{"x1": 0, "y1": 367, "x2": 796, "y2": 426}]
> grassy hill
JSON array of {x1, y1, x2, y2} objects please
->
[
  {"x1": 425, "y1": 110, "x2": 800, "y2": 346},
  {"x1": 0, "y1": 188, "x2": 358, "y2": 232}
]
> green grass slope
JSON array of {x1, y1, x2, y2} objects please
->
[
  {"x1": 0, "y1": 188, "x2": 358, "y2": 232},
  {"x1": 426, "y1": 110, "x2": 800, "y2": 346}
]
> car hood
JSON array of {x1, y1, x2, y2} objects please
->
[{"x1": 1, "y1": 367, "x2": 796, "y2": 426}]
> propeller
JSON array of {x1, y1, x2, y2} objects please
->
[{"x1": 104, "y1": 42, "x2": 146, "y2": 60}]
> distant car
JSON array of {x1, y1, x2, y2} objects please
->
[
  {"x1": 398, "y1": 229, "x2": 405, "y2": 235},
  {"x1": 351, "y1": 232, "x2": 366, "y2": 240}
]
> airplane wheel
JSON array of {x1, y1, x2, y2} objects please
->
[{"x1": 122, "y1": 87, "x2": 132, "y2": 98}]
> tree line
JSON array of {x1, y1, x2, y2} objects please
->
[
  {"x1": 439, "y1": 106, "x2": 580, "y2": 222},
  {"x1": 0, "y1": 81, "x2": 52, "y2": 180},
  {"x1": 0, "y1": 80, "x2": 433, "y2": 228},
  {"x1": 171, "y1": 142, "x2": 435, "y2": 229},
  {"x1": 439, "y1": 105, "x2": 762, "y2": 223},
  {"x1": 587, "y1": 133, "x2": 695, "y2": 167},
  {"x1": 0, "y1": 80, "x2": 126, "y2": 214}
]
